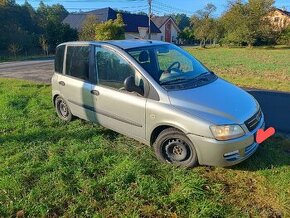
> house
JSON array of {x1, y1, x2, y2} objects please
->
[
  {"x1": 151, "y1": 16, "x2": 181, "y2": 43},
  {"x1": 63, "y1": 7, "x2": 162, "y2": 40},
  {"x1": 268, "y1": 8, "x2": 290, "y2": 30}
]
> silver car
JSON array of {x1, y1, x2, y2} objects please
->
[{"x1": 52, "y1": 40, "x2": 265, "y2": 168}]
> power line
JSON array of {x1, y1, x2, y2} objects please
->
[{"x1": 153, "y1": 0, "x2": 195, "y2": 15}]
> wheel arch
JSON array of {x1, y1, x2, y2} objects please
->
[
  {"x1": 150, "y1": 124, "x2": 188, "y2": 146},
  {"x1": 52, "y1": 94, "x2": 59, "y2": 106}
]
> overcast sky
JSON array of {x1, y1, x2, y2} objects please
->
[{"x1": 16, "y1": 0, "x2": 290, "y2": 16}]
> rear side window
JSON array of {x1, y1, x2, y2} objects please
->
[
  {"x1": 65, "y1": 46, "x2": 90, "y2": 81},
  {"x1": 55, "y1": 45, "x2": 65, "y2": 74}
]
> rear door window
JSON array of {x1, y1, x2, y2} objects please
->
[
  {"x1": 65, "y1": 46, "x2": 90, "y2": 81},
  {"x1": 55, "y1": 45, "x2": 65, "y2": 74}
]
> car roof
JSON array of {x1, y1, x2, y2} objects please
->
[{"x1": 58, "y1": 40, "x2": 170, "y2": 50}]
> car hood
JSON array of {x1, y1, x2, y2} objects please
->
[{"x1": 168, "y1": 78, "x2": 259, "y2": 125}]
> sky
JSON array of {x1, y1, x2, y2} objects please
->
[{"x1": 16, "y1": 0, "x2": 290, "y2": 17}]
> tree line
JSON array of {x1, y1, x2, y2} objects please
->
[
  {"x1": 176, "y1": 0, "x2": 290, "y2": 47},
  {"x1": 0, "y1": 0, "x2": 289, "y2": 59},
  {"x1": 0, "y1": 0, "x2": 78, "y2": 57}
]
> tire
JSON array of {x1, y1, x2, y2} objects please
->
[
  {"x1": 55, "y1": 96, "x2": 73, "y2": 122},
  {"x1": 153, "y1": 128, "x2": 198, "y2": 168}
]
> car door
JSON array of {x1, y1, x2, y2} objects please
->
[
  {"x1": 58, "y1": 44, "x2": 96, "y2": 121},
  {"x1": 91, "y1": 46, "x2": 147, "y2": 140}
]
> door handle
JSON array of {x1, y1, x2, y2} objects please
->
[
  {"x1": 59, "y1": 81, "x2": 65, "y2": 86},
  {"x1": 91, "y1": 90, "x2": 100, "y2": 96}
]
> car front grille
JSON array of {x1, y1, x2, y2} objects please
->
[{"x1": 245, "y1": 109, "x2": 262, "y2": 132}]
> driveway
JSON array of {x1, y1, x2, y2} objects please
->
[
  {"x1": 0, "y1": 60, "x2": 289, "y2": 134},
  {"x1": 0, "y1": 60, "x2": 53, "y2": 83}
]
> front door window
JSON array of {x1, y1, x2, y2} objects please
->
[{"x1": 95, "y1": 47, "x2": 145, "y2": 96}]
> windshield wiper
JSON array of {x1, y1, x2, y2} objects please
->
[
  {"x1": 195, "y1": 71, "x2": 212, "y2": 78},
  {"x1": 160, "y1": 72, "x2": 214, "y2": 86},
  {"x1": 160, "y1": 77, "x2": 188, "y2": 85}
]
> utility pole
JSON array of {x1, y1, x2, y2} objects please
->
[{"x1": 148, "y1": 0, "x2": 152, "y2": 40}]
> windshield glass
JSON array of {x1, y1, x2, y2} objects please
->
[{"x1": 127, "y1": 44, "x2": 209, "y2": 86}]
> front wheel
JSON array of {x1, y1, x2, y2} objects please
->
[{"x1": 153, "y1": 128, "x2": 198, "y2": 168}]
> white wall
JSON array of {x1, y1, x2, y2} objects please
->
[
  {"x1": 157, "y1": 19, "x2": 179, "y2": 43},
  {"x1": 159, "y1": 25, "x2": 165, "y2": 41},
  {"x1": 171, "y1": 25, "x2": 178, "y2": 43},
  {"x1": 124, "y1": 19, "x2": 180, "y2": 42}
]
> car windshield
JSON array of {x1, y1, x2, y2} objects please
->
[{"x1": 127, "y1": 44, "x2": 209, "y2": 86}]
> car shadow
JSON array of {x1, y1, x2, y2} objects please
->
[
  {"x1": 228, "y1": 135, "x2": 290, "y2": 171},
  {"x1": 247, "y1": 89, "x2": 290, "y2": 134}
]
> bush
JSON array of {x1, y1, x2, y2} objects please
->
[
  {"x1": 95, "y1": 14, "x2": 125, "y2": 40},
  {"x1": 277, "y1": 26, "x2": 290, "y2": 45}
]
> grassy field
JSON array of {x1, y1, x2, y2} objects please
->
[
  {"x1": 0, "y1": 78, "x2": 290, "y2": 217},
  {"x1": 0, "y1": 55, "x2": 54, "y2": 63},
  {"x1": 184, "y1": 46, "x2": 290, "y2": 92}
]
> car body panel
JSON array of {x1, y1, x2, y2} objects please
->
[
  {"x1": 188, "y1": 115, "x2": 265, "y2": 166},
  {"x1": 90, "y1": 84, "x2": 147, "y2": 140},
  {"x1": 168, "y1": 78, "x2": 259, "y2": 125}
]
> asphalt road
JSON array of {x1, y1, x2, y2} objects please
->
[
  {"x1": 0, "y1": 60, "x2": 54, "y2": 83},
  {"x1": 0, "y1": 60, "x2": 289, "y2": 133},
  {"x1": 247, "y1": 90, "x2": 290, "y2": 134}
]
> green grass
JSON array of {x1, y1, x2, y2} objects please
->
[
  {"x1": 184, "y1": 46, "x2": 290, "y2": 92},
  {"x1": 0, "y1": 55, "x2": 54, "y2": 63},
  {"x1": 0, "y1": 78, "x2": 290, "y2": 217}
]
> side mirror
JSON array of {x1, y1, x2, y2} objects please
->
[{"x1": 124, "y1": 76, "x2": 144, "y2": 96}]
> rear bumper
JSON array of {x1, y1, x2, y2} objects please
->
[{"x1": 187, "y1": 116, "x2": 265, "y2": 167}]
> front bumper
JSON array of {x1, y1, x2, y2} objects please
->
[{"x1": 187, "y1": 115, "x2": 265, "y2": 167}]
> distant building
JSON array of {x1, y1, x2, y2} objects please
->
[
  {"x1": 151, "y1": 16, "x2": 180, "y2": 43},
  {"x1": 63, "y1": 7, "x2": 162, "y2": 40},
  {"x1": 268, "y1": 8, "x2": 290, "y2": 30}
]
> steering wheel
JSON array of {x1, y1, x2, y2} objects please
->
[{"x1": 167, "y1": 61, "x2": 181, "y2": 72}]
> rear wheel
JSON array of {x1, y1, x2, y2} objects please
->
[
  {"x1": 153, "y1": 128, "x2": 198, "y2": 168},
  {"x1": 55, "y1": 96, "x2": 73, "y2": 122}
]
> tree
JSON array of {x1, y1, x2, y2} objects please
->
[
  {"x1": 0, "y1": 0, "x2": 15, "y2": 6},
  {"x1": 37, "y1": 1, "x2": 68, "y2": 27},
  {"x1": 0, "y1": 4, "x2": 37, "y2": 51},
  {"x1": 95, "y1": 14, "x2": 125, "y2": 40},
  {"x1": 8, "y1": 43, "x2": 22, "y2": 58},
  {"x1": 79, "y1": 15, "x2": 98, "y2": 41},
  {"x1": 44, "y1": 21, "x2": 78, "y2": 51},
  {"x1": 277, "y1": 26, "x2": 290, "y2": 45},
  {"x1": 39, "y1": 35, "x2": 49, "y2": 55},
  {"x1": 178, "y1": 27, "x2": 195, "y2": 44},
  {"x1": 172, "y1": 13, "x2": 190, "y2": 30},
  {"x1": 221, "y1": 0, "x2": 275, "y2": 46},
  {"x1": 191, "y1": 3, "x2": 217, "y2": 47},
  {"x1": 36, "y1": 2, "x2": 77, "y2": 51}
]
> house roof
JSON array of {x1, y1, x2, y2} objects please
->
[
  {"x1": 151, "y1": 16, "x2": 181, "y2": 32},
  {"x1": 151, "y1": 16, "x2": 171, "y2": 28},
  {"x1": 63, "y1": 14, "x2": 87, "y2": 31},
  {"x1": 121, "y1": 13, "x2": 160, "y2": 33},
  {"x1": 273, "y1": 8, "x2": 290, "y2": 17},
  {"x1": 63, "y1": 7, "x2": 161, "y2": 33}
]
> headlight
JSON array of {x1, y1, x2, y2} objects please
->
[{"x1": 210, "y1": 125, "x2": 245, "y2": 141}]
